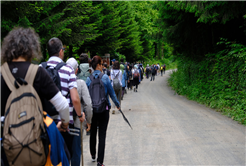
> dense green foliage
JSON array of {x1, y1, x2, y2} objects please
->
[
  {"x1": 169, "y1": 41, "x2": 246, "y2": 124},
  {"x1": 1, "y1": 1, "x2": 169, "y2": 64},
  {"x1": 161, "y1": 1, "x2": 246, "y2": 124}
]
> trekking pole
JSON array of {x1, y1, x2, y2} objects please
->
[{"x1": 81, "y1": 122, "x2": 84, "y2": 166}]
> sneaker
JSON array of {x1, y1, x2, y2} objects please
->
[
  {"x1": 92, "y1": 155, "x2": 96, "y2": 162},
  {"x1": 97, "y1": 162, "x2": 105, "y2": 166},
  {"x1": 112, "y1": 110, "x2": 115, "y2": 114}
]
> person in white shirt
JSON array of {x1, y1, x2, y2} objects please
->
[
  {"x1": 132, "y1": 64, "x2": 140, "y2": 92},
  {"x1": 110, "y1": 61, "x2": 122, "y2": 114}
]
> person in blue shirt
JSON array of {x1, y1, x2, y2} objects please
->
[{"x1": 86, "y1": 56, "x2": 120, "y2": 166}]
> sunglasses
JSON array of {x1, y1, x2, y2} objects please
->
[{"x1": 62, "y1": 48, "x2": 66, "y2": 52}]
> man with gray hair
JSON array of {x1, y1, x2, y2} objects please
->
[
  {"x1": 66, "y1": 57, "x2": 93, "y2": 166},
  {"x1": 43, "y1": 37, "x2": 85, "y2": 161}
]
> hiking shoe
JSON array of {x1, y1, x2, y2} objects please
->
[
  {"x1": 92, "y1": 155, "x2": 96, "y2": 162},
  {"x1": 112, "y1": 110, "x2": 115, "y2": 114},
  {"x1": 97, "y1": 162, "x2": 105, "y2": 166}
]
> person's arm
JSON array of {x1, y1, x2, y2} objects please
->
[
  {"x1": 79, "y1": 80, "x2": 93, "y2": 129},
  {"x1": 70, "y1": 88, "x2": 85, "y2": 122}
]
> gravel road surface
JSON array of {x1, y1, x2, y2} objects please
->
[{"x1": 82, "y1": 70, "x2": 245, "y2": 166}]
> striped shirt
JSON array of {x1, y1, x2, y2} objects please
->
[{"x1": 46, "y1": 56, "x2": 77, "y2": 124}]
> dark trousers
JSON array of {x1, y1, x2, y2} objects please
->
[
  {"x1": 61, "y1": 124, "x2": 74, "y2": 161},
  {"x1": 164, "y1": 68, "x2": 165, "y2": 74},
  {"x1": 90, "y1": 110, "x2": 110, "y2": 164},
  {"x1": 150, "y1": 74, "x2": 155, "y2": 81},
  {"x1": 161, "y1": 70, "x2": 163, "y2": 76}
]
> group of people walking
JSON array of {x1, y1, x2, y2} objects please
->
[{"x1": 1, "y1": 27, "x2": 166, "y2": 166}]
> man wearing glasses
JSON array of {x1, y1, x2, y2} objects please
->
[{"x1": 43, "y1": 37, "x2": 85, "y2": 162}]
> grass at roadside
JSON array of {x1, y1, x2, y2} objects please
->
[{"x1": 168, "y1": 51, "x2": 246, "y2": 125}]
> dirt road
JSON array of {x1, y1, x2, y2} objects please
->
[{"x1": 82, "y1": 70, "x2": 245, "y2": 166}]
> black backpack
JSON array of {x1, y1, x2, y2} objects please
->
[
  {"x1": 41, "y1": 62, "x2": 66, "y2": 116},
  {"x1": 151, "y1": 67, "x2": 156, "y2": 74},
  {"x1": 128, "y1": 70, "x2": 132, "y2": 79},
  {"x1": 89, "y1": 73, "x2": 108, "y2": 114}
]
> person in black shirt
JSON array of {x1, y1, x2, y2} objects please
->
[{"x1": 1, "y1": 27, "x2": 70, "y2": 166}]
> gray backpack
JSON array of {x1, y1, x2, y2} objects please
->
[
  {"x1": 89, "y1": 73, "x2": 108, "y2": 114},
  {"x1": 112, "y1": 71, "x2": 121, "y2": 90}
]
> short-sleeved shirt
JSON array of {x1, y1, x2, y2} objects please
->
[
  {"x1": 45, "y1": 56, "x2": 77, "y2": 124},
  {"x1": 1, "y1": 61, "x2": 59, "y2": 117}
]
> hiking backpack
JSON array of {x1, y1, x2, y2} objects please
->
[
  {"x1": 89, "y1": 73, "x2": 108, "y2": 114},
  {"x1": 128, "y1": 70, "x2": 132, "y2": 79},
  {"x1": 133, "y1": 69, "x2": 139, "y2": 79},
  {"x1": 112, "y1": 71, "x2": 121, "y2": 90},
  {"x1": 151, "y1": 67, "x2": 156, "y2": 74},
  {"x1": 41, "y1": 62, "x2": 66, "y2": 116},
  {"x1": 1, "y1": 63, "x2": 48, "y2": 166}
]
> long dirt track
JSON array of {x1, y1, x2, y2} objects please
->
[{"x1": 82, "y1": 70, "x2": 245, "y2": 166}]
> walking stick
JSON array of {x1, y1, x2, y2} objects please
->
[{"x1": 80, "y1": 122, "x2": 84, "y2": 166}]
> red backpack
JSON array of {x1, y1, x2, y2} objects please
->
[{"x1": 133, "y1": 69, "x2": 139, "y2": 78}]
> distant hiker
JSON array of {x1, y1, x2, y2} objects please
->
[
  {"x1": 128, "y1": 64, "x2": 133, "y2": 90},
  {"x1": 145, "y1": 64, "x2": 150, "y2": 79},
  {"x1": 86, "y1": 56, "x2": 120, "y2": 166},
  {"x1": 44, "y1": 37, "x2": 85, "y2": 161},
  {"x1": 103, "y1": 63, "x2": 111, "y2": 80},
  {"x1": 110, "y1": 61, "x2": 122, "y2": 114},
  {"x1": 163, "y1": 64, "x2": 166, "y2": 74},
  {"x1": 132, "y1": 65, "x2": 140, "y2": 92},
  {"x1": 66, "y1": 58, "x2": 93, "y2": 166},
  {"x1": 77, "y1": 53, "x2": 90, "y2": 81},
  {"x1": 160, "y1": 65, "x2": 164, "y2": 76},
  {"x1": 109, "y1": 59, "x2": 116, "y2": 70},
  {"x1": 121, "y1": 67, "x2": 127, "y2": 100},
  {"x1": 139, "y1": 64, "x2": 144, "y2": 81},
  {"x1": 1, "y1": 27, "x2": 70, "y2": 166},
  {"x1": 150, "y1": 64, "x2": 156, "y2": 81}
]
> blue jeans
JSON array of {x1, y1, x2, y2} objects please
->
[{"x1": 71, "y1": 127, "x2": 81, "y2": 166}]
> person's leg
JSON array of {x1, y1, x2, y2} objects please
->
[
  {"x1": 97, "y1": 111, "x2": 110, "y2": 165},
  {"x1": 111, "y1": 89, "x2": 117, "y2": 114},
  {"x1": 90, "y1": 115, "x2": 98, "y2": 159},
  {"x1": 71, "y1": 127, "x2": 81, "y2": 166},
  {"x1": 61, "y1": 125, "x2": 74, "y2": 161},
  {"x1": 153, "y1": 75, "x2": 155, "y2": 81},
  {"x1": 121, "y1": 87, "x2": 125, "y2": 99},
  {"x1": 115, "y1": 89, "x2": 121, "y2": 107}
]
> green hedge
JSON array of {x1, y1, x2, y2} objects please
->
[{"x1": 168, "y1": 41, "x2": 246, "y2": 124}]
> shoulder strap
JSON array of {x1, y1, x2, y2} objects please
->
[
  {"x1": 1, "y1": 62, "x2": 16, "y2": 91},
  {"x1": 56, "y1": 62, "x2": 66, "y2": 70},
  {"x1": 25, "y1": 64, "x2": 39, "y2": 85},
  {"x1": 89, "y1": 74, "x2": 94, "y2": 81},
  {"x1": 98, "y1": 73, "x2": 104, "y2": 79},
  {"x1": 41, "y1": 62, "x2": 47, "y2": 69}
]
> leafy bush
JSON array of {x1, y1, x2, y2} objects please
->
[{"x1": 168, "y1": 41, "x2": 246, "y2": 124}]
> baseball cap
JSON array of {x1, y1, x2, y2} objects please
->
[{"x1": 111, "y1": 59, "x2": 116, "y2": 62}]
